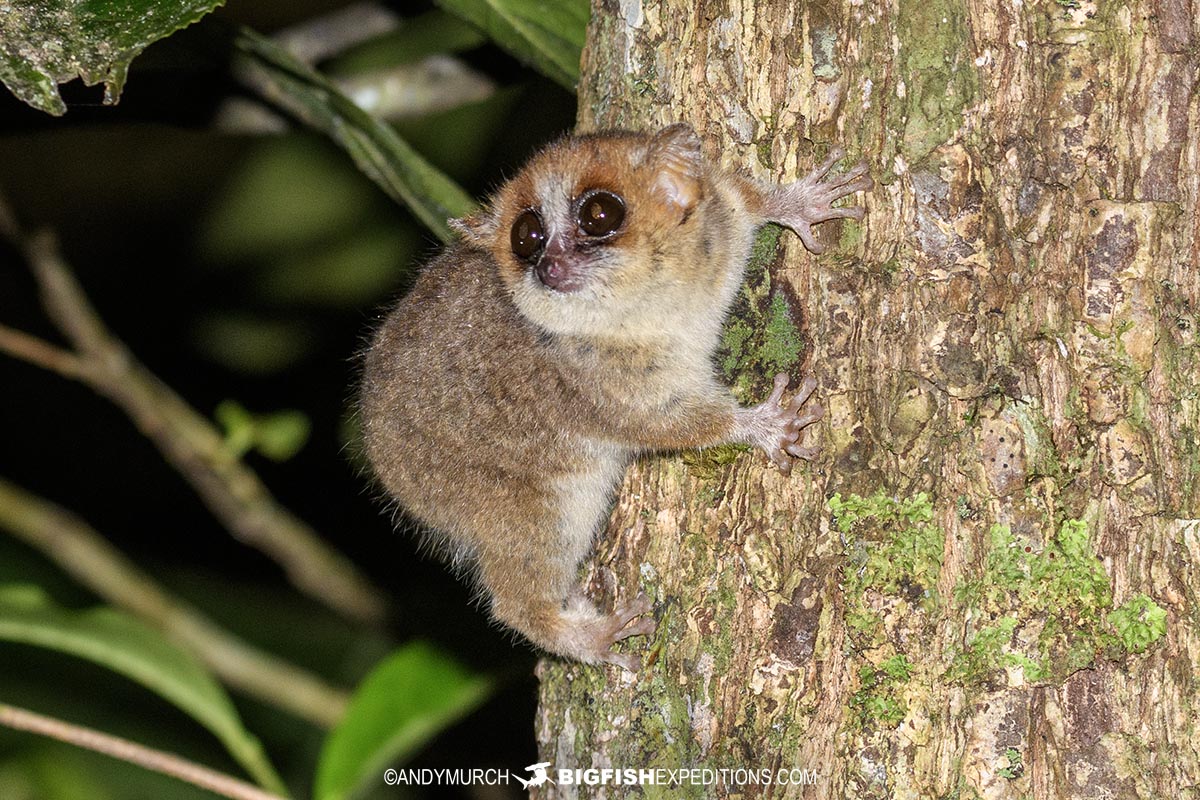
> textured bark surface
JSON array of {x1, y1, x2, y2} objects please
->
[{"x1": 536, "y1": 1, "x2": 1200, "y2": 798}]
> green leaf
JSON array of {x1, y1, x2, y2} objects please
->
[
  {"x1": 0, "y1": 585, "x2": 286, "y2": 795},
  {"x1": 230, "y1": 26, "x2": 476, "y2": 243},
  {"x1": 314, "y1": 642, "x2": 492, "y2": 800},
  {"x1": 215, "y1": 400, "x2": 311, "y2": 462},
  {"x1": 435, "y1": 0, "x2": 589, "y2": 89},
  {"x1": 0, "y1": 0, "x2": 225, "y2": 116},
  {"x1": 1, "y1": 747, "x2": 116, "y2": 800},
  {"x1": 215, "y1": 399, "x2": 257, "y2": 458},
  {"x1": 253, "y1": 410, "x2": 311, "y2": 462},
  {"x1": 4, "y1": 743, "x2": 217, "y2": 800}
]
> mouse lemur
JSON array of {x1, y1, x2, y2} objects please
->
[{"x1": 360, "y1": 123, "x2": 871, "y2": 669}]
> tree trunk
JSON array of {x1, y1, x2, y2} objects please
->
[{"x1": 536, "y1": 1, "x2": 1200, "y2": 798}]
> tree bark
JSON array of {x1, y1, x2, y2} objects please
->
[{"x1": 536, "y1": 1, "x2": 1200, "y2": 798}]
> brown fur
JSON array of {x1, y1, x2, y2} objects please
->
[{"x1": 359, "y1": 125, "x2": 870, "y2": 669}]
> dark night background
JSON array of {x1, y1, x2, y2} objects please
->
[{"x1": 0, "y1": 1, "x2": 577, "y2": 797}]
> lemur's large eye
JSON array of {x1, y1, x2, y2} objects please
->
[
  {"x1": 577, "y1": 191, "x2": 625, "y2": 237},
  {"x1": 510, "y1": 210, "x2": 545, "y2": 261}
]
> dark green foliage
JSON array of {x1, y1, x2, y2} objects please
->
[{"x1": 0, "y1": 2, "x2": 581, "y2": 796}]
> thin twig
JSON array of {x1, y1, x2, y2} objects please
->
[
  {"x1": 0, "y1": 476, "x2": 350, "y2": 728},
  {"x1": 0, "y1": 703, "x2": 289, "y2": 800},
  {"x1": 272, "y1": 0, "x2": 401, "y2": 65},
  {"x1": 336, "y1": 56, "x2": 495, "y2": 120},
  {"x1": 0, "y1": 323, "x2": 87, "y2": 380},
  {"x1": 0, "y1": 479, "x2": 350, "y2": 729},
  {"x1": 0, "y1": 222, "x2": 387, "y2": 625}
]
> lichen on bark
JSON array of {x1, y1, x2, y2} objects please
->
[{"x1": 539, "y1": 0, "x2": 1200, "y2": 797}]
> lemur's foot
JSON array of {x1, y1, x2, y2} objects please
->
[
  {"x1": 766, "y1": 146, "x2": 873, "y2": 254},
  {"x1": 737, "y1": 373, "x2": 824, "y2": 475},
  {"x1": 564, "y1": 593, "x2": 656, "y2": 672}
]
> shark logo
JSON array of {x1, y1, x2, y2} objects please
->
[{"x1": 517, "y1": 762, "x2": 554, "y2": 790}]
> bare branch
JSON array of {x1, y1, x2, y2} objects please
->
[
  {"x1": 27, "y1": 230, "x2": 112, "y2": 360},
  {"x1": 0, "y1": 476, "x2": 350, "y2": 728},
  {"x1": 0, "y1": 323, "x2": 87, "y2": 380},
  {"x1": 0, "y1": 703, "x2": 289, "y2": 800},
  {"x1": 215, "y1": 55, "x2": 496, "y2": 133},
  {"x1": 337, "y1": 56, "x2": 495, "y2": 121},
  {"x1": 273, "y1": 1, "x2": 401, "y2": 65},
  {"x1": 0, "y1": 220, "x2": 387, "y2": 624}
]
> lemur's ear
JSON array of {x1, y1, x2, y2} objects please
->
[
  {"x1": 647, "y1": 123, "x2": 703, "y2": 217},
  {"x1": 449, "y1": 206, "x2": 498, "y2": 244}
]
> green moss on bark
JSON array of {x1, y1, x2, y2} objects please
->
[
  {"x1": 950, "y1": 519, "x2": 1167, "y2": 685},
  {"x1": 717, "y1": 225, "x2": 805, "y2": 402},
  {"x1": 830, "y1": 493, "x2": 1167, "y2": 738},
  {"x1": 832, "y1": 491, "x2": 943, "y2": 610},
  {"x1": 895, "y1": 0, "x2": 980, "y2": 165}
]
